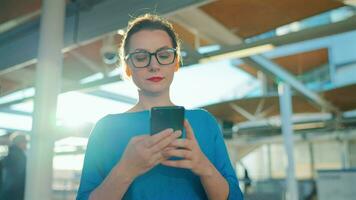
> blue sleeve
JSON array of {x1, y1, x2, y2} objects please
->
[
  {"x1": 205, "y1": 112, "x2": 244, "y2": 200},
  {"x1": 76, "y1": 118, "x2": 107, "y2": 200}
]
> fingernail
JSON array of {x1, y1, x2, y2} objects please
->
[
  {"x1": 175, "y1": 130, "x2": 182, "y2": 136},
  {"x1": 167, "y1": 128, "x2": 174, "y2": 133}
]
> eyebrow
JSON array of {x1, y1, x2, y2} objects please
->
[{"x1": 131, "y1": 46, "x2": 172, "y2": 53}]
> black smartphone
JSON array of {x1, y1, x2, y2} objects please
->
[{"x1": 150, "y1": 106, "x2": 185, "y2": 138}]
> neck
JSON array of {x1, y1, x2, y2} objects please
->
[{"x1": 134, "y1": 89, "x2": 175, "y2": 111}]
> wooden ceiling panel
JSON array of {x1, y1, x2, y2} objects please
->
[
  {"x1": 274, "y1": 48, "x2": 329, "y2": 74},
  {"x1": 204, "y1": 95, "x2": 318, "y2": 123},
  {"x1": 201, "y1": 0, "x2": 344, "y2": 38},
  {"x1": 238, "y1": 48, "x2": 329, "y2": 76},
  {"x1": 0, "y1": 0, "x2": 41, "y2": 24},
  {"x1": 323, "y1": 84, "x2": 356, "y2": 111},
  {"x1": 0, "y1": 78, "x2": 21, "y2": 96},
  {"x1": 205, "y1": 84, "x2": 356, "y2": 123},
  {"x1": 172, "y1": 23, "x2": 211, "y2": 48}
]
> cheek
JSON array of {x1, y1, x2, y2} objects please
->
[
  {"x1": 164, "y1": 68, "x2": 176, "y2": 83},
  {"x1": 131, "y1": 70, "x2": 144, "y2": 84}
]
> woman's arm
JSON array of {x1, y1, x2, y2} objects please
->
[
  {"x1": 200, "y1": 160, "x2": 229, "y2": 200},
  {"x1": 88, "y1": 129, "x2": 182, "y2": 200},
  {"x1": 162, "y1": 117, "x2": 243, "y2": 200},
  {"x1": 89, "y1": 163, "x2": 134, "y2": 200},
  {"x1": 162, "y1": 120, "x2": 229, "y2": 200}
]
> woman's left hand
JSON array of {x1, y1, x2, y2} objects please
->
[{"x1": 162, "y1": 119, "x2": 214, "y2": 177}]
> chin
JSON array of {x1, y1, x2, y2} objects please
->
[{"x1": 141, "y1": 86, "x2": 169, "y2": 95}]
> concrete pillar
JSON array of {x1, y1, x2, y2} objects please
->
[
  {"x1": 308, "y1": 142, "x2": 315, "y2": 178},
  {"x1": 257, "y1": 71, "x2": 268, "y2": 95},
  {"x1": 341, "y1": 140, "x2": 350, "y2": 169},
  {"x1": 25, "y1": 0, "x2": 65, "y2": 199},
  {"x1": 267, "y1": 144, "x2": 272, "y2": 178},
  {"x1": 278, "y1": 83, "x2": 299, "y2": 200},
  {"x1": 226, "y1": 141, "x2": 239, "y2": 170}
]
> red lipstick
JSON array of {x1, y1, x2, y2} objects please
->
[{"x1": 147, "y1": 76, "x2": 164, "y2": 82}]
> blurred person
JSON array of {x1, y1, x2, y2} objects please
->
[
  {"x1": 0, "y1": 132, "x2": 28, "y2": 200},
  {"x1": 76, "y1": 13, "x2": 243, "y2": 200},
  {"x1": 243, "y1": 168, "x2": 251, "y2": 194}
]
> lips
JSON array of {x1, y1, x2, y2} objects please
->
[{"x1": 147, "y1": 76, "x2": 164, "y2": 82}]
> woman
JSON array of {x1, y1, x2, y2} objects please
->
[{"x1": 76, "y1": 14, "x2": 243, "y2": 200}]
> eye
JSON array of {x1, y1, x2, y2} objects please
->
[
  {"x1": 132, "y1": 52, "x2": 148, "y2": 62},
  {"x1": 157, "y1": 50, "x2": 173, "y2": 60}
]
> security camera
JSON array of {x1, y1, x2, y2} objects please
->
[
  {"x1": 101, "y1": 45, "x2": 118, "y2": 65},
  {"x1": 101, "y1": 34, "x2": 118, "y2": 65}
]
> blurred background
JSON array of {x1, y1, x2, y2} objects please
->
[{"x1": 1, "y1": 0, "x2": 356, "y2": 200}]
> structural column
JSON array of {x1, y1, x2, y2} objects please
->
[
  {"x1": 25, "y1": 0, "x2": 65, "y2": 199},
  {"x1": 267, "y1": 144, "x2": 272, "y2": 178},
  {"x1": 341, "y1": 140, "x2": 350, "y2": 169},
  {"x1": 257, "y1": 71, "x2": 268, "y2": 95},
  {"x1": 308, "y1": 142, "x2": 315, "y2": 178},
  {"x1": 278, "y1": 83, "x2": 299, "y2": 200}
]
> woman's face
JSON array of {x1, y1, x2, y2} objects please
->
[{"x1": 126, "y1": 29, "x2": 178, "y2": 96}]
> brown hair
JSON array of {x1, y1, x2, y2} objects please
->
[{"x1": 119, "y1": 13, "x2": 182, "y2": 78}]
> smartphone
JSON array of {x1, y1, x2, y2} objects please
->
[{"x1": 150, "y1": 106, "x2": 185, "y2": 138}]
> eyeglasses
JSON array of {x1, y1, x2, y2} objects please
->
[{"x1": 125, "y1": 48, "x2": 177, "y2": 68}]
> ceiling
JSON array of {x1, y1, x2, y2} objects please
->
[
  {"x1": 1, "y1": 0, "x2": 355, "y2": 126},
  {"x1": 200, "y1": 0, "x2": 343, "y2": 38},
  {"x1": 238, "y1": 48, "x2": 329, "y2": 76},
  {"x1": 203, "y1": 83, "x2": 356, "y2": 123}
]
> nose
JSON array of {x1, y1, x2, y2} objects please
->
[{"x1": 147, "y1": 55, "x2": 160, "y2": 72}]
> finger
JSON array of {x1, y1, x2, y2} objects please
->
[
  {"x1": 167, "y1": 139, "x2": 193, "y2": 150},
  {"x1": 184, "y1": 119, "x2": 196, "y2": 140},
  {"x1": 130, "y1": 135, "x2": 149, "y2": 146},
  {"x1": 150, "y1": 131, "x2": 181, "y2": 153},
  {"x1": 161, "y1": 160, "x2": 192, "y2": 169},
  {"x1": 162, "y1": 149, "x2": 192, "y2": 160},
  {"x1": 162, "y1": 146, "x2": 176, "y2": 151},
  {"x1": 149, "y1": 151, "x2": 165, "y2": 167},
  {"x1": 145, "y1": 128, "x2": 174, "y2": 147}
]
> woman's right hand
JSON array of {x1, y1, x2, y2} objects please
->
[{"x1": 115, "y1": 128, "x2": 181, "y2": 180}]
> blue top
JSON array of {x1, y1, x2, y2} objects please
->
[{"x1": 76, "y1": 109, "x2": 243, "y2": 200}]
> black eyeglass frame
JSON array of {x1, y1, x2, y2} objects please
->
[{"x1": 125, "y1": 48, "x2": 177, "y2": 68}]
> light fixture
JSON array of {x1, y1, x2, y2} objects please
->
[
  {"x1": 200, "y1": 44, "x2": 275, "y2": 63},
  {"x1": 101, "y1": 34, "x2": 118, "y2": 65},
  {"x1": 343, "y1": 0, "x2": 356, "y2": 6},
  {"x1": 117, "y1": 29, "x2": 125, "y2": 36}
]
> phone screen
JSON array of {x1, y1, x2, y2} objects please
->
[{"x1": 150, "y1": 106, "x2": 185, "y2": 138}]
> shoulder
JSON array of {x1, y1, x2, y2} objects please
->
[
  {"x1": 88, "y1": 113, "x2": 129, "y2": 139},
  {"x1": 186, "y1": 108, "x2": 218, "y2": 123},
  {"x1": 93, "y1": 112, "x2": 142, "y2": 127},
  {"x1": 89, "y1": 111, "x2": 148, "y2": 139},
  {"x1": 186, "y1": 108, "x2": 221, "y2": 135}
]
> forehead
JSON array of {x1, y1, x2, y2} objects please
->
[{"x1": 128, "y1": 29, "x2": 173, "y2": 52}]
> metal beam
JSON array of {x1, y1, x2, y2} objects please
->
[
  {"x1": 70, "y1": 51, "x2": 105, "y2": 74},
  {"x1": 180, "y1": 42, "x2": 204, "y2": 66},
  {"x1": 25, "y1": 0, "x2": 65, "y2": 199},
  {"x1": 87, "y1": 90, "x2": 136, "y2": 105},
  {"x1": 170, "y1": 7, "x2": 242, "y2": 45},
  {"x1": 0, "y1": 0, "x2": 210, "y2": 73},
  {"x1": 202, "y1": 15, "x2": 356, "y2": 59},
  {"x1": 279, "y1": 83, "x2": 299, "y2": 200},
  {"x1": 232, "y1": 128, "x2": 356, "y2": 147},
  {"x1": 0, "y1": 108, "x2": 32, "y2": 116},
  {"x1": 0, "y1": 74, "x2": 124, "y2": 108},
  {"x1": 242, "y1": 55, "x2": 339, "y2": 113},
  {"x1": 340, "y1": 140, "x2": 350, "y2": 168},
  {"x1": 229, "y1": 103, "x2": 257, "y2": 121}
]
